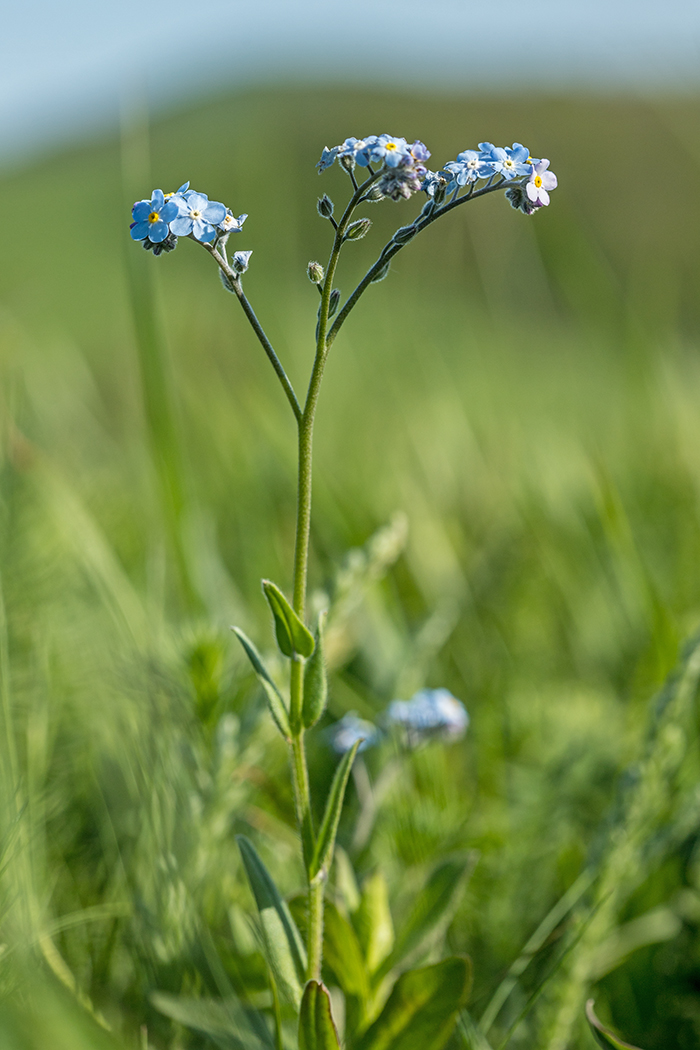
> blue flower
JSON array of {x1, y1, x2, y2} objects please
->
[
  {"x1": 368, "y1": 134, "x2": 410, "y2": 169},
  {"x1": 409, "y1": 140, "x2": 431, "y2": 164},
  {"x1": 454, "y1": 149, "x2": 496, "y2": 182},
  {"x1": 130, "y1": 188, "x2": 179, "y2": 244},
  {"x1": 317, "y1": 146, "x2": 339, "y2": 172},
  {"x1": 387, "y1": 688, "x2": 469, "y2": 744},
  {"x1": 170, "y1": 190, "x2": 227, "y2": 242},
  {"x1": 479, "y1": 142, "x2": 530, "y2": 180},
  {"x1": 329, "y1": 713, "x2": 380, "y2": 754},
  {"x1": 219, "y1": 209, "x2": 247, "y2": 233},
  {"x1": 422, "y1": 170, "x2": 450, "y2": 202}
]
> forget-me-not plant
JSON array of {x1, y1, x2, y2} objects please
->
[{"x1": 130, "y1": 128, "x2": 558, "y2": 1050}]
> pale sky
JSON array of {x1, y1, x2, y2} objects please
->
[{"x1": 1, "y1": 0, "x2": 699, "y2": 163}]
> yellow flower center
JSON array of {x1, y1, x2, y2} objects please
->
[
  {"x1": 385, "y1": 142, "x2": 397, "y2": 151},
  {"x1": 148, "y1": 211, "x2": 160, "y2": 224},
  {"x1": 534, "y1": 175, "x2": 543, "y2": 188}
]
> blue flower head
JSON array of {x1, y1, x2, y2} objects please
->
[
  {"x1": 317, "y1": 146, "x2": 339, "y2": 172},
  {"x1": 479, "y1": 142, "x2": 530, "y2": 180},
  {"x1": 170, "y1": 190, "x2": 227, "y2": 243},
  {"x1": 329, "y1": 713, "x2": 380, "y2": 754},
  {"x1": 219, "y1": 209, "x2": 248, "y2": 234},
  {"x1": 387, "y1": 688, "x2": 469, "y2": 745},
  {"x1": 454, "y1": 149, "x2": 496, "y2": 182},
  {"x1": 368, "y1": 134, "x2": 410, "y2": 169},
  {"x1": 130, "y1": 188, "x2": 179, "y2": 243}
]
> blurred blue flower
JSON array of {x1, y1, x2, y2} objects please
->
[
  {"x1": 338, "y1": 136, "x2": 378, "y2": 168},
  {"x1": 368, "y1": 134, "x2": 410, "y2": 169},
  {"x1": 387, "y1": 688, "x2": 469, "y2": 744},
  {"x1": 409, "y1": 140, "x2": 431, "y2": 164},
  {"x1": 479, "y1": 142, "x2": 530, "y2": 179},
  {"x1": 329, "y1": 713, "x2": 380, "y2": 754},
  {"x1": 455, "y1": 148, "x2": 495, "y2": 182},
  {"x1": 130, "y1": 188, "x2": 179, "y2": 243},
  {"x1": 317, "y1": 146, "x2": 339, "y2": 172},
  {"x1": 171, "y1": 190, "x2": 227, "y2": 242}
]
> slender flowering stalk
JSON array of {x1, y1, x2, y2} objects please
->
[{"x1": 127, "y1": 128, "x2": 558, "y2": 1016}]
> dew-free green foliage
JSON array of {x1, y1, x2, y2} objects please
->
[{"x1": 0, "y1": 85, "x2": 699, "y2": 1048}]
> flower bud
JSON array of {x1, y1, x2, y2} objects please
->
[
  {"x1": 317, "y1": 195, "x2": 334, "y2": 219},
  {"x1": 393, "y1": 224, "x2": 417, "y2": 245},
  {"x1": 307, "y1": 261, "x2": 325, "y2": 285},
  {"x1": 364, "y1": 185, "x2": 385, "y2": 203},
  {"x1": 232, "y1": 250, "x2": 252, "y2": 274},
  {"x1": 344, "y1": 218, "x2": 372, "y2": 242},
  {"x1": 339, "y1": 153, "x2": 355, "y2": 172},
  {"x1": 504, "y1": 184, "x2": 537, "y2": 215},
  {"x1": 328, "y1": 289, "x2": 341, "y2": 317},
  {"x1": 220, "y1": 268, "x2": 236, "y2": 293}
]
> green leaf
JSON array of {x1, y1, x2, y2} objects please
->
[
  {"x1": 231, "y1": 626, "x2": 291, "y2": 740},
  {"x1": 150, "y1": 992, "x2": 273, "y2": 1050},
  {"x1": 355, "y1": 956, "x2": 473, "y2": 1050},
  {"x1": 354, "y1": 870, "x2": 394, "y2": 975},
  {"x1": 303, "y1": 611, "x2": 328, "y2": 727},
  {"x1": 298, "y1": 981, "x2": 342, "y2": 1050},
  {"x1": 310, "y1": 740, "x2": 360, "y2": 878},
  {"x1": 236, "y1": 835, "x2": 307, "y2": 1007},
  {"x1": 585, "y1": 1000, "x2": 645, "y2": 1050},
  {"x1": 262, "y1": 580, "x2": 315, "y2": 658},
  {"x1": 379, "y1": 855, "x2": 473, "y2": 976},
  {"x1": 323, "y1": 900, "x2": 370, "y2": 1001}
]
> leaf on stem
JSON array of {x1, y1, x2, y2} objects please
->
[
  {"x1": 298, "y1": 980, "x2": 342, "y2": 1050},
  {"x1": 303, "y1": 612, "x2": 328, "y2": 728},
  {"x1": 355, "y1": 956, "x2": 473, "y2": 1050},
  {"x1": 585, "y1": 1001, "x2": 645, "y2": 1050},
  {"x1": 236, "y1": 835, "x2": 308, "y2": 1008},
  {"x1": 262, "y1": 580, "x2": 315, "y2": 659},
  {"x1": 231, "y1": 626, "x2": 291, "y2": 740},
  {"x1": 310, "y1": 740, "x2": 360, "y2": 878}
]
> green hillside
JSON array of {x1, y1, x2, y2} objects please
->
[{"x1": 0, "y1": 85, "x2": 699, "y2": 1048}]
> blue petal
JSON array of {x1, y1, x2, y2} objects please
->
[
  {"x1": 132, "y1": 200, "x2": 150, "y2": 221},
  {"x1": 151, "y1": 188, "x2": 165, "y2": 209},
  {"x1": 203, "y1": 201, "x2": 226, "y2": 223},
  {"x1": 176, "y1": 181, "x2": 190, "y2": 194},
  {"x1": 130, "y1": 221, "x2": 149, "y2": 240},
  {"x1": 192, "y1": 220, "x2": 215, "y2": 242},
  {"x1": 149, "y1": 221, "x2": 169, "y2": 242},
  {"x1": 170, "y1": 216, "x2": 193, "y2": 236},
  {"x1": 161, "y1": 200, "x2": 179, "y2": 222},
  {"x1": 186, "y1": 192, "x2": 209, "y2": 213}
]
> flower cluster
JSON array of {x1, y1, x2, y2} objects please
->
[
  {"x1": 424, "y1": 142, "x2": 558, "y2": 213},
  {"x1": 329, "y1": 688, "x2": 468, "y2": 754},
  {"x1": 319, "y1": 134, "x2": 557, "y2": 212},
  {"x1": 317, "y1": 135, "x2": 431, "y2": 201},
  {"x1": 129, "y1": 182, "x2": 247, "y2": 252}
]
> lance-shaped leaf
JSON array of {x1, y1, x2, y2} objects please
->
[
  {"x1": 303, "y1": 611, "x2": 328, "y2": 728},
  {"x1": 310, "y1": 740, "x2": 360, "y2": 878},
  {"x1": 378, "y1": 854, "x2": 474, "y2": 977},
  {"x1": 236, "y1": 835, "x2": 307, "y2": 1007},
  {"x1": 262, "y1": 580, "x2": 315, "y2": 659},
  {"x1": 355, "y1": 956, "x2": 472, "y2": 1050},
  {"x1": 298, "y1": 981, "x2": 342, "y2": 1050},
  {"x1": 151, "y1": 993, "x2": 274, "y2": 1050},
  {"x1": 585, "y1": 1000, "x2": 645, "y2": 1050},
  {"x1": 231, "y1": 626, "x2": 291, "y2": 740}
]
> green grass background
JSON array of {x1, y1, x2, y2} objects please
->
[{"x1": 0, "y1": 85, "x2": 700, "y2": 1048}]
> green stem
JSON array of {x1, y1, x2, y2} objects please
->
[
  {"x1": 307, "y1": 873, "x2": 326, "y2": 981},
  {"x1": 204, "y1": 243, "x2": 302, "y2": 423}
]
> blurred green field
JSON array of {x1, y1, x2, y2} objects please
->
[{"x1": 1, "y1": 85, "x2": 700, "y2": 1049}]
